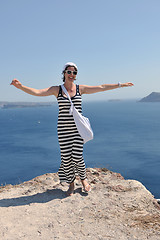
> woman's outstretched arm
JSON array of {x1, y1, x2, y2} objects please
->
[
  {"x1": 80, "y1": 82, "x2": 134, "y2": 95},
  {"x1": 10, "y1": 79, "x2": 59, "y2": 97}
]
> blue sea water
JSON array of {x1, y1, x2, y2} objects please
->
[{"x1": 0, "y1": 101, "x2": 160, "y2": 198}]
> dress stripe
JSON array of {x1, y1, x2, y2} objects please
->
[{"x1": 57, "y1": 85, "x2": 86, "y2": 183}]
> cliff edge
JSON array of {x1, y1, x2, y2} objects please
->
[{"x1": 0, "y1": 168, "x2": 160, "y2": 240}]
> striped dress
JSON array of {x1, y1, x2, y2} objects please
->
[{"x1": 57, "y1": 85, "x2": 86, "y2": 183}]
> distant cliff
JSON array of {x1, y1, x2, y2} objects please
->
[
  {"x1": 0, "y1": 102, "x2": 54, "y2": 109},
  {"x1": 139, "y1": 92, "x2": 160, "y2": 102}
]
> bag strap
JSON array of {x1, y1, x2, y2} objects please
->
[
  {"x1": 61, "y1": 85, "x2": 72, "y2": 103},
  {"x1": 61, "y1": 84, "x2": 74, "y2": 114}
]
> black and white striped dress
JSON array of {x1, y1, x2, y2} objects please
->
[{"x1": 57, "y1": 85, "x2": 86, "y2": 183}]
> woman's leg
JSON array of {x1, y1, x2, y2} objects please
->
[
  {"x1": 81, "y1": 179, "x2": 91, "y2": 192},
  {"x1": 66, "y1": 181, "x2": 75, "y2": 196},
  {"x1": 72, "y1": 137, "x2": 91, "y2": 192}
]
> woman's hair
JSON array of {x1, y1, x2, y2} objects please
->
[{"x1": 62, "y1": 65, "x2": 78, "y2": 82}]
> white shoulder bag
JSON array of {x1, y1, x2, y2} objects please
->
[{"x1": 61, "y1": 85, "x2": 94, "y2": 144}]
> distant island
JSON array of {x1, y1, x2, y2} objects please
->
[
  {"x1": 139, "y1": 92, "x2": 160, "y2": 102},
  {"x1": 108, "y1": 99, "x2": 121, "y2": 102},
  {"x1": 0, "y1": 102, "x2": 54, "y2": 109}
]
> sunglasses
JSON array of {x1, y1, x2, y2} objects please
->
[{"x1": 65, "y1": 70, "x2": 77, "y2": 75}]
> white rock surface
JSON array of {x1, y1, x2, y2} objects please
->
[{"x1": 0, "y1": 168, "x2": 160, "y2": 240}]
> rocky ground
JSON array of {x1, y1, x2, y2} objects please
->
[{"x1": 0, "y1": 168, "x2": 160, "y2": 240}]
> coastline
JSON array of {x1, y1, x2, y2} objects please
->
[{"x1": 0, "y1": 101, "x2": 54, "y2": 109}]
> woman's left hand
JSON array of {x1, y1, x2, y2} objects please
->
[{"x1": 121, "y1": 82, "x2": 134, "y2": 87}]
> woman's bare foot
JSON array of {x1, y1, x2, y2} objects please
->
[
  {"x1": 81, "y1": 179, "x2": 91, "y2": 193},
  {"x1": 66, "y1": 182, "x2": 75, "y2": 196}
]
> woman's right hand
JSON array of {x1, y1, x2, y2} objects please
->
[{"x1": 10, "y1": 79, "x2": 22, "y2": 89}]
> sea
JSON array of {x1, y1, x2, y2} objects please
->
[{"x1": 0, "y1": 101, "x2": 160, "y2": 199}]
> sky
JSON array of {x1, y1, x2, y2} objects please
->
[{"x1": 0, "y1": 0, "x2": 160, "y2": 102}]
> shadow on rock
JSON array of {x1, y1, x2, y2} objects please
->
[{"x1": 0, "y1": 188, "x2": 66, "y2": 207}]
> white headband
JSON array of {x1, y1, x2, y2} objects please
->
[{"x1": 63, "y1": 62, "x2": 78, "y2": 72}]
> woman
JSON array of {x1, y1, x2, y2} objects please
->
[{"x1": 10, "y1": 62, "x2": 134, "y2": 196}]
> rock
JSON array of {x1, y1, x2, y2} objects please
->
[
  {"x1": 139, "y1": 92, "x2": 160, "y2": 102},
  {"x1": 0, "y1": 168, "x2": 160, "y2": 240}
]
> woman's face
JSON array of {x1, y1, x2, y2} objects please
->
[{"x1": 64, "y1": 66, "x2": 77, "y2": 82}]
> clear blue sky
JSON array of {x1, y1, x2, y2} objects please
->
[{"x1": 1, "y1": 0, "x2": 160, "y2": 102}]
